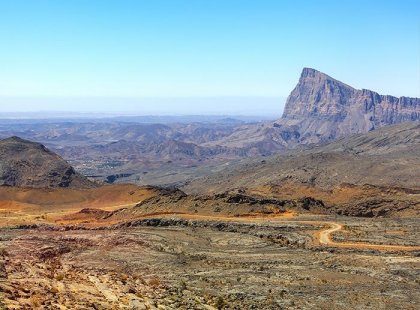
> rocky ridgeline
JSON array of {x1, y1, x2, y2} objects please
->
[{"x1": 276, "y1": 68, "x2": 419, "y2": 144}]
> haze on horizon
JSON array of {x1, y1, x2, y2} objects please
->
[{"x1": 0, "y1": 0, "x2": 419, "y2": 115}]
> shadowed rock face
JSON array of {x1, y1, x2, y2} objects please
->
[
  {"x1": 283, "y1": 68, "x2": 357, "y2": 120},
  {"x1": 0, "y1": 136, "x2": 95, "y2": 188},
  {"x1": 279, "y1": 68, "x2": 419, "y2": 143}
]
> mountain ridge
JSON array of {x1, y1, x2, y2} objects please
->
[
  {"x1": 205, "y1": 68, "x2": 419, "y2": 153},
  {"x1": 281, "y1": 67, "x2": 418, "y2": 136},
  {"x1": 0, "y1": 136, "x2": 96, "y2": 188},
  {"x1": 185, "y1": 121, "x2": 420, "y2": 193},
  {"x1": 183, "y1": 121, "x2": 420, "y2": 217}
]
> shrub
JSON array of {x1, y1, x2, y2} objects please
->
[{"x1": 215, "y1": 296, "x2": 225, "y2": 309}]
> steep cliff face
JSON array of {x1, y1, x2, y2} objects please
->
[
  {"x1": 281, "y1": 68, "x2": 419, "y2": 139},
  {"x1": 196, "y1": 68, "x2": 419, "y2": 154},
  {"x1": 283, "y1": 68, "x2": 356, "y2": 120}
]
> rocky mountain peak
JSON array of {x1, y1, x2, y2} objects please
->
[
  {"x1": 282, "y1": 68, "x2": 356, "y2": 120},
  {"x1": 280, "y1": 68, "x2": 419, "y2": 139},
  {"x1": 5, "y1": 136, "x2": 25, "y2": 142},
  {"x1": 2, "y1": 136, "x2": 51, "y2": 153},
  {"x1": 300, "y1": 67, "x2": 328, "y2": 79},
  {"x1": 0, "y1": 136, "x2": 95, "y2": 188}
]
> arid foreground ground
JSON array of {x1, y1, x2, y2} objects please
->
[{"x1": 0, "y1": 186, "x2": 419, "y2": 310}]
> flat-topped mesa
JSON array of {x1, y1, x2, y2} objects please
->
[
  {"x1": 0, "y1": 136, "x2": 96, "y2": 188},
  {"x1": 281, "y1": 68, "x2": 419, "y2": 131}
]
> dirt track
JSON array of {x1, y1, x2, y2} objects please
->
[
  {"x1": 112, "y1": 212, "x2": 420, "y2": 252},
  {"x1": 2, "y1": 199, "x2": 419, "y2": 252},
  {"x1": 318, "y1": 222, "x2": 420, "y2": 251}
]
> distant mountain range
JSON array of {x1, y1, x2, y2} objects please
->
[
  {"x1": 0, "y1": 113, "x2": 274, "y2": 124},
  {"x1": 0, "y1": 68, "x2": 418, "y2": 186}
]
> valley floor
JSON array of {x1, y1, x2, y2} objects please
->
[{"x1": 0, "y1": 211, "x2": 419, "y2": 309}]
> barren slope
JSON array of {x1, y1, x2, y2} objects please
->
[
  {"x1": 0, "y1": 136, "x2": 94, "y2": 188},
  {"x1": 0, "y1": 184, "x2": 159, "y2": 226},
  {"x1": 184, "y1": 122, "x2": 420, "y2": 217}
]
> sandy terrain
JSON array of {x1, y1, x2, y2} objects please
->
[{"x1": 0, "y1": 185, "x2": 158, "y2": 226}]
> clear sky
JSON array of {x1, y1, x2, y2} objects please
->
[{"x1": 0, "y1": 0, "x2": 419, "y2": 115}]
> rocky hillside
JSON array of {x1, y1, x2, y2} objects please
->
[
  {"x1": 184, "y1": 122, "x2": 420, "y2": 217},
  {"x1": 185, "y1": 122, "x2": 420, "y2": 191},
  {"x1": 0, "y1": 136, "x2": 95, "y2": 188}
]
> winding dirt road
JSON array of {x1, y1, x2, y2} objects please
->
[
  {"x1": 130, "y1": 213, "x2": 420, "y2": 252},
  {"x1": 3, "y1": 203, "x2": 420, "y2": 252},
  {"x1": 318, "y1": 222, "x2": 420, "y2": 251},
  {"x1": 319, "y1": 222, "x2": 342, "y2": 245},
  {"x1": 111, "y1": 212, "x2": 420, "y2": 252}
]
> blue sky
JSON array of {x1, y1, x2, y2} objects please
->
[{"x1": 0, "y1": 0, "x2": 419, "y2": 115}]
